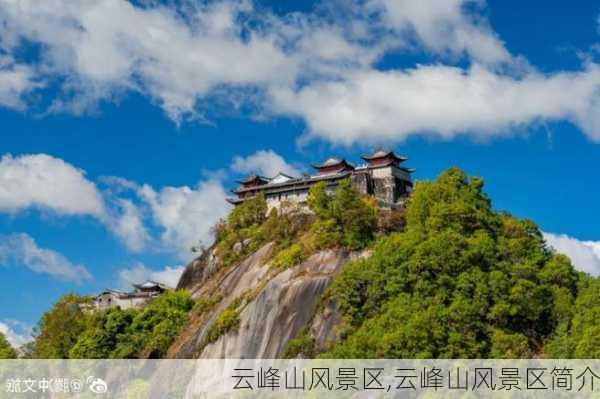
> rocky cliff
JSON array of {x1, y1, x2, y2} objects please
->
[{"x1": 169, "y1": 242, "x2": 368, "y2": 359}]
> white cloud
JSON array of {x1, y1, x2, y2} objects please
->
[
  {"x1": 0, "y1": 153, "x2": 152, "y2": 252},
  {"x1": 232, "y1": 149, "x2": 301, "y2": 178},
  {"x1": 117, "y1": 262, "x2": 184, "y2": 289},
  {"x1": 0, "y1": 0, "x2": 297, "y2": 122},
  {"x1": 138, "y1": 178, "x2": 230, "y2": 259},
  {"x1": 0, "y1": 153, "x2": 106, "y2": 217},
  {"x1": 0, "y1": 55, "x2": 40, "y2": 109},
  {"x1": 0, "y1": 152, "x2": 230, "y2": 257},
  {"x1": 369, "y1": 0, "x2": 512, "y2": 66},
  {"x1": 270, "y1": 64, "x2": 600, "y2": 145},
  {"x1": 1, "y1": 1, "x2": 600, "y2": 146},
  {"x1": 544, "y1": 232, "x2": 600, "y2": 277},
  {"x1": 0, "y1": 233, "x2": 93, "y2": 283},
  {"x1": 0, "y1": 320, "x2": 32, "y2": 348},
  {"x1": 106, "y1": 199, "x2": 149, "y2": 252}
]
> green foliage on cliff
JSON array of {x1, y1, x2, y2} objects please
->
[
  {"x1": 31, "y1": 291, "x2": 193, "y2": 359},
  {"x1": 283, "y1": 328, "x2": 315, "y2": 359},
  {"x1": 0, "y1": 332, "x2": 17, "y2": 359},
  {"x1": 215, "y1": 194, "x2": 269, "y2": 267},
  {"x1": 30, "y1": 294, "x2": 90, "y2": 358},
  {"x1": 205, "y1": 305, "x2": 241, "y2": 344},
  {"x1": 306, "y1": 180, "x2": 378, "y2": 250},
  {"x1": 215, "y1": 180, "x2": 376, "y2": 271},
  {"x1": 544, "y1": 276, "x2": 600, "y2": 358},
  {"x1": 272, "y1": 243, "x2": 306, "y2": 269},
  {"x1": 108, "y1": 290, "x2": 193, "y2": 358},
  {"x1": 28, "y1": 168, "x2": 599, "y2": 360},
  {"x1": 193, "y1": 294, "x2": 223, "y2": 316},
  {"x1": 321, "y1": 167, "x2": 593, "y2": 359}
]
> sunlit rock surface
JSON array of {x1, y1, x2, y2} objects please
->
[{"x1": 170, "y1": 243, "x2": 368, "y2": 360}]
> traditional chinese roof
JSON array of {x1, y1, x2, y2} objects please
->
[
  {"x1": 96, "y1": 289, "x2": 126, "y2": 297},
  {"x1": 236, "y1": 174, "x2": 270, "y2": 185},
  {"x1": 270, "y1": 172, "x2": 297, "y2": 184},
  {"x1": 361, "y1": 149, "x2": 408, "y2": 162},
  {"x1": 311, "y1": 157, "x2": 355, "y2": 170},
  {"x1": 132, "y1": 280, "x2": 170, "y2": 292}
]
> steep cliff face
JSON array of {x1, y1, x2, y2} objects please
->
[{"x1": 169, "y1": 242, "x2": 368, "y2": 359}]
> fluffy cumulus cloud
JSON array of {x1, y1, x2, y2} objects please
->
[
  {"x1": 100, "y1": 173, "x2": 232, "y2": 258},
  {"x1": 0, "y1": 153, "x2": 150, "y2": 252},
  {"x1": 117, "y1": 262, "x2": 184, "y2": 289},
  {"x1": 271, "y1": 64, "x2": 600, "y2": 144},
  {"x1": 0, "y1": 0, "x2": 296, "y2": 121},
  {"x1": 544, "y1": 232, "x2": 600, "y2": 277},
  {"x1": 0, "y1": 151, "x2": 245, "y2": 258},
  {"x1": 232, "y1": 149, "x2": 301, "y2": 177},
  {"x1": 0, "y1": 233, "x2": 92, "y2": 283},
  {"x1": 369, "y1": 0, "x2": 512, "y2": 65},
  {"x1": 0, "y1": 153, "x2": 106, "y2": 217},
  {"x1": 107, "y1": 199, "x2": 149, "y2": 252},
  {"x1": 138, "y1": 178, "x2": 230, "y2": 258},
  {"x1": 1, "y1": 0, "x2": 600, "y2": 143}
]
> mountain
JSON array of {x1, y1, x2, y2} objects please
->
[
  {"x1": 169, "y1": 167, "x2": 600, "y2": 359},
  {"x1": 22, "y1": 168, "x2": 600, "y2": 360}
]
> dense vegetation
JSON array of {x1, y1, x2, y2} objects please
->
[
  {"x1": 314, "y1": 168, "x2": 599, "y2": 358},
  {"x1": 0, "y1": 332, "x2": 17, "y2": 359},
  {"x1": 215, "y1": 179, "x2": 379, "y2": 270},
  {"x1": 23, "y1": 168, "x2": 600, "y2": 359},
  {"x1": 29, "y1": 291, "x2": 193, "y2": 359}
]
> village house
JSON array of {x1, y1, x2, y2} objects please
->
[
  {"x1": 227, "y1": 149, "x2": 415, "y2": 210},
  {"x1": 93, "y1": 280, "x2": 170, "y2": 311}
]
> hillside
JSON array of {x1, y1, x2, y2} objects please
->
[{"x1": 20, "y1": 168, "x2": 600, "y2": 359}]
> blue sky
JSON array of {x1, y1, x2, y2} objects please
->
[{"x1": 0, "y1": 0, "x2": 600, "y2": 346}]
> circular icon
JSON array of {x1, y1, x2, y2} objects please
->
[
  {"x1": 87, "y1": 377, "x2": 108, "y2": 394},
  {"x1": 70, "y1": 379, "x2": 83, "y2": 393}
]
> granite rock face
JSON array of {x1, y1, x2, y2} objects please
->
[
  {"x1": 176, "y1": 247, "x2": 220, "y2": 293},
  {"x1": 170, "y1": 243, "x2": 368, "y2": 360}
]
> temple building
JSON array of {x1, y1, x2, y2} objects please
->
[
  {"x1": 93, "y1": 280, "x2": 170, "y2": 311},
  {"x1": 228, "y1": 149, "x2": 415, "y2": 210}
]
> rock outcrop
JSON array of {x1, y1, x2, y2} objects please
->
[{"x1": 169, "y1": 243, "x2": 368, "y2": 359}]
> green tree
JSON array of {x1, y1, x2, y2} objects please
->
[
  {"x1": 227, "y1": 193, "x2": 267, "y2": 230},
  {"x1": 69, "y1": 308, "x2": 136, "y2": 359},
  {"x1": 321, "y1": 168, "x2": 586, "y2": 359},
  {"x1": 546, "y1": 276, "x2": 600, "y2": 358},
  {"x1": 306, "y1": 179, "x2": 377, "y2": 250},
  {"x1": 216, "y1": 194, "x2": 269, "y2": 266},
  {"x1": 113, "y1": 290, "x2": 193, "y2": 358},
  {"x1": 307, "y1": 182, "x2": 331, "y2": 219},
  {"x1": 0, "y1": 332, "x2": 17, "y2": 359},
  {"x1": 30, "y1": 294, "x2": 90, "y2": 358}
]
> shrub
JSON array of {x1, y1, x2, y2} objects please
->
[
  {"x1": 193, "y1": 294, "x2": 223, "y2": 316},
  {"x1": 489, "y1": 329, "x2": 531, "y2": 358},
  {"x1": 69, "y1": 307, "x2": 136, "y2": 359},
  {"x1": 206, "y1": 306, "x2": 241, "y2": 344},
  {"x1": 68, "y1": 290, "x2": 193, "y2": 359},
  {"x1": 283, "y1": 329, "x2": 315, "y2": 358},
  {"x1": 227, "y1": 193, "x2": 267, "y2": 230},
  {"x1": 215, "y1": 194, "x2": 269, "y2": 267},
  {"x1": 306, "y1": 179, "x2": 377, "y2": 250},
  {"x1": 272, "y1": 243, "x2": 306, "y2": 269},
  {"x1": 377, "y1": 208, "x2": 406, "y2": 234},
  {"x1": 0, "y1": 332, "x2": 16, "y2": 359},
  {"x1": 30, "y1": 294, "x2": 91, "y2": 359}
]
